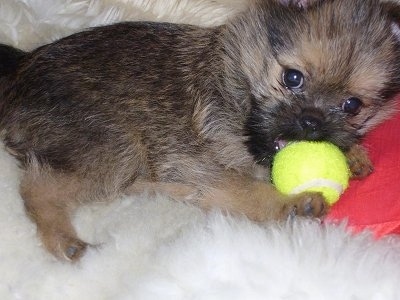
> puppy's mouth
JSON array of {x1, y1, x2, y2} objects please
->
[{"x1": 273, "y1": 137, "x2": 289, "y2": 152}]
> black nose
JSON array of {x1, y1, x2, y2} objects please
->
[
  {"x1": 300, "y1": 114, "x2": 323, "y2": 139},
  {"x1": 300, "y1": 115, "x2": 322, "y2": 131}
]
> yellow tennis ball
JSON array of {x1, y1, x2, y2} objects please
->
[{"x1": 271, "y1": 141, "x2": 350, "y2": 205}]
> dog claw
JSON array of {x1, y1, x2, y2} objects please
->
[
  {"x1": 64, "y1": 241, "x2": 88, "y2": 261},
  {"x1": 303, "y1": 201, "x2": 314, "y2": 216}
]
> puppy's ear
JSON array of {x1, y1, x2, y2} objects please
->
[
  {"x1": 276, "y1": 0, "x2": 321, "y2": 9},
  {"x1": 382, "y1": 1, "x2": 400, "y2": 41}
]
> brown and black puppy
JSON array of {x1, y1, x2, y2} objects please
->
[{"x1": 0, "y1": 0, "x2": 399, "y2": 261}]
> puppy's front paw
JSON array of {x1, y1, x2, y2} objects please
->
[
  {"x1": 346, "y1": 144, "x2": 374, "y2": 178},
  {"x1": 282, "y1": 192, "x2": 328, "y2": 219}
]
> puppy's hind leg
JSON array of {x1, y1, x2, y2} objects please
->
[{"x1": 20, "y1": 166, "x2": 90, "y2": 261}]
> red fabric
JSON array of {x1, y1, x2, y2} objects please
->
[{"x1": 327, "y1": 97, "x2": 400, "y2": 238}]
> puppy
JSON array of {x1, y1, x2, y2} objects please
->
[{"x1": 0, "y1": 0, "x2": 399, "y2": 261}]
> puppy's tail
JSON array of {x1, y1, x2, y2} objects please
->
[{"x1": 0, "y1": 44, "x2": 26, "y2": 77}]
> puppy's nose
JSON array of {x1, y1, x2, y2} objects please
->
[
  {"x1": 300, "y1": 115, "x2": 322, "y2": 131},
  {"x1": 300, "y1": 115, "x2": 323, "y2": 139}
]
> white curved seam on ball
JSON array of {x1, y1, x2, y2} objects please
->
[{"x1": 290, "y1": 179, "x2": 343, "y2": 195}]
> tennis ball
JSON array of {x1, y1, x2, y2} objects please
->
[{"x1": 271, "y1": 141, "x2": 350, "y2": 205}]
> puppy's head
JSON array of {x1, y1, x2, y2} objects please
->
[{"x1": 223, "y1": 0, "x2": 400, "y2": 164}]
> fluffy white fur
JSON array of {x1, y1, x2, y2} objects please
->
[{"x1": 1, "y1": 1, "x2": 400, "y2": 299}]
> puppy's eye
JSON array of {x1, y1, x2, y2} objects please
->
[
  {"x1": 282, "y1": 69, "x2": 304, "y2": 89},
  {"x1": 342, "y1": 97, "x2": 363, "y2": 115}
]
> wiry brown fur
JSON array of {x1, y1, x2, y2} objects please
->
[{"x1": 0, "y1": 0, "x2": 399, "y2": 260}]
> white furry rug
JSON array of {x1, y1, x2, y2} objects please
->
[{"x1": 1, "y1": 1, "x2": 400, "y2": 299}]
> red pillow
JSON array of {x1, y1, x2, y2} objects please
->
[{"x1": 327, "y1": 97, "x2": 400, "y2": 238}]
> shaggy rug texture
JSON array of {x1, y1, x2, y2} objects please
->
[{"x1": 1, "y1": 1, "x2": 400, "y2": 299}]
